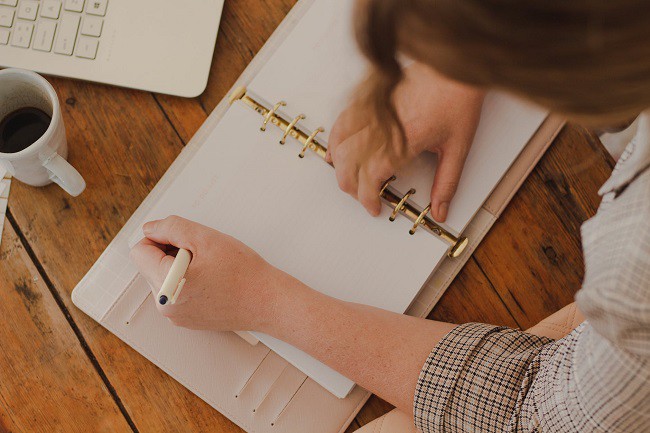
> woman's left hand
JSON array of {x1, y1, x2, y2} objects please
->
[
  {"x1": 129, "y1": 215, "x2": 289, "y2": 332},
  {"x1": 327, "y1": 63, "x2": 485, "y2": 222}
]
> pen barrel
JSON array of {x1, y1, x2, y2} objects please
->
[{"x1": 157, "y1": 248, "x2": 192, "y2": 305}]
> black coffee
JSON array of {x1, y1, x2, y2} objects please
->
[{"x1": 0, "y1": 107, "x2": 52, "y2": 154}]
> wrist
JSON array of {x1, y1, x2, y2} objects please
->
[
  {"x1": 257, "y1": 269, "x2": 330, "y2": 340},
  {"x1": 254, "y1": 267, "x2": 305, "y2": 335}
]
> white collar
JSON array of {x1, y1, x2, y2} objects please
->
[{"x1": 599, "y1": 111, "x2": 650, "y2": 197}]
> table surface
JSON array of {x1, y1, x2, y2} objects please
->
[{"x1": 0, "y1": 1, "x2": 615, "y2": 432}]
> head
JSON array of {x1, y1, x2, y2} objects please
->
[{"x1": 355, "y1": 0, "x2": 650, "y2": 130}]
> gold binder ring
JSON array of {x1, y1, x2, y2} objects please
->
[
  {"x1": 409, "y1": 204, "x2": 432, "y2": 235},
  {"x1": 280, "y1": 114, "x2": 306, "y2": 144},
  {"x1": 261, "y1": 101, "x2": 286, "y2": 131},
  {"x1": 390, "y1": 188, "x2": 416, "y2": 222},
  {"x1": 380, "y1": 176, "x2": 397, "y2": 197},
  {"x1": 300, "y1": 127, "x2": 324, "y2": 158}
]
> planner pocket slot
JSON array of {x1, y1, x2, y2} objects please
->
[
  {"x1": 235, "y1": 351, "x2": 290, "y2": 410},
  {"x1": 271, "y1": 376, "x2": 308, "y2": 426},
  {"x1": 108, "y1": 274, "x2": 152, "y2": 326},
  {"x1": 252, "y1": 363, "x2": 307, "y2": 422},
  {"x1": 236, "y1": 349, "x2": 272, "y2": 398}
]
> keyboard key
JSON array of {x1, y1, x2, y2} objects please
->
[
  {"x1": 64, "y1": 0, "x2": 84, "y2": 13},
  {"x1": 80, "y1": 15, "x2": 101, "y2": 36},
  {"x1": 53, "y1": 13, "x2": 79, "y2": 55},
  {"x1": 0, "y1": 28, "x2": 9, "y2": 44},
  {"x1": 75, "y1": 35, "x2": 97, "y2": 59},
  {"x1": 0, "y1": 0, "x2": 17, "y2": 7},
  {"x1": 41, "y1": 0, "x2": 61, "y2": 19},
  {"x1": 0, "y1": 6, "x2": 14, "y2": 27},
  {"x1": 17, "y1": 0, "x2": 38, "y2": 20},
  {"x1": 86, "y1": 0, "x2": 107, "y2": 16},
  {"x1": 33, "y1": 20, "x2": 56, "y2": 51},
  {"x1": 10, "y1": 21, "x2": 33, "y2": 47}
]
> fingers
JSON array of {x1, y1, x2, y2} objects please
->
[
  {"x1": 130, "y1": 238, "x2": 176, "y2": 292},
  {"x1": 358, "y1": 155, "x2": 395, "y2": 216},
  {"x1": 429, "y1": 146, "x2": 469, "y2": 222},
  {"x1": 142, "y1": 215, "x2": 203, "y2": 253},
  {"x1": 330, "y1": 126, "x2": 398, "y2": 215},
  {"x1": 334, "y1": 156, "x2": 360, "y2": 199},
  {"x1": 326, "y1": 106, "x2": 366, "y2": 164},
  {"x1": 331, "y1": 132, "x2": 365, "y2": 199},
  {"x1": 357, "y1": 168, "x2": 383, "y2": 216}
]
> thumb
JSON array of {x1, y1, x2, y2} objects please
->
[{"x1": 430, "y1": 148, "x2": 468, "y2": 222}]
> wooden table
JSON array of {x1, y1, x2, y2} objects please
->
[{"x1": 0, "y1": 1, "x2": 615, "y2": 432}]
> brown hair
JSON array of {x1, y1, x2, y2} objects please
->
[{"x1": 354, "y1": 0, "x2": 650, "y2": 135}]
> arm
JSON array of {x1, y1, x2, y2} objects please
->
[
  {"x1": 265, "y1": 276, "x2": 456, "y2": 413},
  {"x1": 130, "y1": 199, "x2": 650, "y2": 433},
  {"x1": 129, "y1": 215, "x2": 456, "y2": 413}
]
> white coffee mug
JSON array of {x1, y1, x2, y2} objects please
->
[{"x1": 0, "y1": 68, "x2": 85, "y2": 196}]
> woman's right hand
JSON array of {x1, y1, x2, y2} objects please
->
[{"x1": 326, "y1": 62, "x2": 485, "y2": 222}]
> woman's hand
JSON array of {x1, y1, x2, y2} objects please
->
[
  {"x1": 327, "y1": 62, "x2": 485, "y2": 222},
  {"x1": 129, "y1": 215, "x2": 290, "y2": 332},
  {"x1": 129, "y1": 216, "x2": 458, "y2": 415}
]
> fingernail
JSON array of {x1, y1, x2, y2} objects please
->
[
  {"x1": 435, "y1": 202, "x2": 449, "y2": 222},
  {"x1": 143, "y1": 220, "x2": 157, "y2": 235}
]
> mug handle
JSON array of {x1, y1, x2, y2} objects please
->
[{"x1": 44, "y1": 153, "x2": 86, "y2": 197}]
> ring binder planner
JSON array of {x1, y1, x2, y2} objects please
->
[
  {"x1": 390, "y1": 189, "x2": 416, "y2": 222},
  {"x1": 410, "y1": 205, "x2": 432, "y2": 235},
  {"x1": 281, "y1": 114, "x2": 306, "y2": 144},
  {"x1": 229, "y1": 86, "x2": 469, "y2": 258},
  {"x1": 301, "y1": 128, "x2": 324, "y2": 158},
  {"x1": 261, "y1": 101, "x2": 287, "y2": 131},
  {"x1": 380, "y1": 176, "x2": 396, "y2": 196}
]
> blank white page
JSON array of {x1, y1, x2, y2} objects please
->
[
  {"x1": 249, "y1": 0, "x2": 548, "y2": 233},
  {"x1": 134, "y1": 103, "x2": 449, "y2": 397}
]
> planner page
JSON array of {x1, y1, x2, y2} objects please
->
[
  {"x1": 132, "y1": 103, "x2": 450, "y2": 398},
  {"x1": 248, "y1": 0, "x2": 548, "y2": 233}
]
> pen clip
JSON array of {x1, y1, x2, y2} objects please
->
[{"x1": 170, "y1": 278, "x2": 186, "y2": 305}]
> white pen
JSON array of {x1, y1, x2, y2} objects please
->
[{"x1": 157, "y1": 248, "x2": 192, "y2": 305}]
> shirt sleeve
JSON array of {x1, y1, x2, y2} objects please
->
[
  {"x1": 413, "y1": 323, "x2": 553, "y2": 432},
  {"x1": 413, "y1": 321, "x2": 650, "y2": 433}
]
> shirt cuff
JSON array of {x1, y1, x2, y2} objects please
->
[{"x1": 413, "y1": 323, "x2": 552, "y2": 433}]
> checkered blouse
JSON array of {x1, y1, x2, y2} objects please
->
[{"x1": 414, "y1": 113, "x2": 650, "y2": 433}]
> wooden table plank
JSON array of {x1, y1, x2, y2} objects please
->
[
  {"x1": 6, "y1": 80, "x2": 243, "y2": 432},
  {"x1": 198, "y1": 0, "x2": 297, "y2": 112},
  {"x1": 473, "y1": 126, "x2": 614, "y2": 328},
  {"x1": 155, "y1": 0, "x2": 298, "y2": 144},
  {"x1": 0, "y1": 221, "x2": 132, "y2": 432}
]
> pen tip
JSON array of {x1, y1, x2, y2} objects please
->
[{"x1": 159, "y1": 295, "x2": 168, "y2": 305}]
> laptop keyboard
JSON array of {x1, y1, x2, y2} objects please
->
[{"x1": 0, "y1": 0, "x2": 107, "y2": 59}]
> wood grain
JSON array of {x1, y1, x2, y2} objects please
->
[
  {"x1": 473, "y1": 125, "x2": 614, "y2": 328},
  {"x1": 7, "y1": 79, "x2": 244, "y2": 432},
  {"x1": 2, "y1": 0, "x2": 616, "y2": 432},
  {"x1": 0, "y1": 221, "x2": 132, "y2": 432}
]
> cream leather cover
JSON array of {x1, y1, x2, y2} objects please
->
[
  {"x1": 355, "y1": 409, "x2": 420, "y2": 433},
  {"x1": 71, "y1": 0, "x2": 564, "y2": 432},
  {"x1": 526, "y1": 303, "x2": 585, "y2": 340}
]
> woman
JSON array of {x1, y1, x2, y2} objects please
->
[{"x1": 131, "y1": 0, "x2": 650, "y2": 431}]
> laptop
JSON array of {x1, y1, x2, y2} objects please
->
[{"x1": 0, "y1": 0, "x2": 225, "y2": 97}]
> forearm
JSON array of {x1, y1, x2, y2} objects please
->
[{"x1": 263, "y1": 272, "x2": 456, "y2": 414}]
